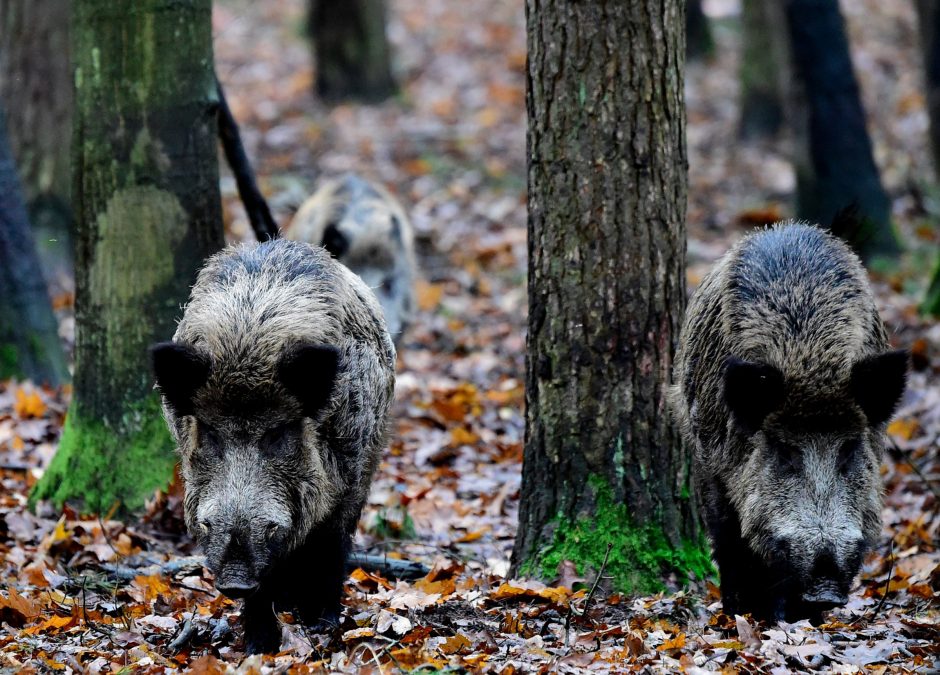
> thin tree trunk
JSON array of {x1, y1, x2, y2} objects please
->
[
  {"x1": 0, "y1": 107, "x2": 69, "y2": 385},
  {"x1": 686, "y1": 0, "x2": 713, "y2": 61},
  {"x1": 784, "y1": 0, "x2": 897, "y2": 260},
  {"x1": 512, "y1": 0, "x2": 708, "y2": 593},
  {"x1": 308, "y1": 0, "x2": 396, "y2": 103},
  {"x1": 31, "y1": 0, "x2": 224, "y2": 514},
  {"x1": 739, "y1": 0, "x2": 788, "y2": 139},
  {"x1": 916, "y1": 0, "x2": 940, "y2": 177},
  {"x1": 0, "y1": 0, "x2": 74, "y2": 293}
]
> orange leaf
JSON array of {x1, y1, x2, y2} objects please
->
[
  {"x1": 0, "y1": 588, "x2": 41, "y2": 626},
  {"x1": 14, "y1": 388, "x2": 46, "y2": 418},
  {"x1": 887, "y1": 418, "x2": 919, "y2": 441},
  {"x1": 454, "y1": 528, "x2": 488, "y2": 544},
  {"x1": 414, "y1": 577, "x2": 457, "y2": 596},
  {"x1": 22, "y1": 614, "x2": 75, "y2": 635},
  {"x1": 133, "y1": 574, "x2": 170, "y2": 602},
  {"x1": 657, "y1": 633, "x2": 687, "y2": 651},
  {"x1": 439, "y1": 633, "x2": 471, "y2": 655},
  {"x1": 186, "y1": 654, "x2": 227, "y2": 675},
  {"x1": 416, "y1": 280, "x2": 444, "y2": 311},
  {"x1": 449, "y1": 426, "x2": 479, "y2": 447}
]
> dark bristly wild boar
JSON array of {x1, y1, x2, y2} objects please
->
[
  {"x1": 670, "y1": 222, "x2": 908, "y2": 623},
  {"x1": 287, "y1": 173, "x2": 417, "y2": 346},
  {"x1": 151, "y1": 239, "x2": 395, "y2": 654}
]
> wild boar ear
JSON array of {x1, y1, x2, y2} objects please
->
[
  {"x1": 850, "y1": 350, "x2": 908, "y2": 426},
  {"x1": 151, "y1": 342, "x2": 210, "y2": 416},
  {"x1": 723, "y1": 357, "x2": 785, "y2": 434},
  {"x1": 278, "y1": 344, "x2": 341, "y2": 418},
  {"x1": 321, "y1": 223, "x2": 349, "y2": 259}
]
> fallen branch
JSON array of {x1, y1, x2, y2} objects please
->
[
  {"x1": 167, "y1": 616, "x2": 199, "y2": 654},
  {"x1": 346, "y1": 553, "x2": 430, "y2": 580},
  {"x1": 215, "y1": 74, "x2": 279, "y2": 242},
  {"x1": 101, "y1": 552, "x2": 429, "y2": 585}
]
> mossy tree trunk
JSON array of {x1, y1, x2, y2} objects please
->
[
  {"x1": 308, "y1": 0, "x2": 396, "y2": 104},
  {"x1": 31, "y1": 0, "x2": 225, "y2": 515},
  {"x1": 784, "y1": 0, "x2": 897, "y2": 261},
  {"x1": 511, "y1": 0, "x2": 709, "y2": 593},
  {"x1": 0, "y1": 106, "x2": 69, "y2": 385},
  {"x1": 739, "y1": 0, "x2": 788, "y2": 140},
  {"x1": 686, "y1": 0, "x2": 713, "y2": 61},
  {"x1": 0, "y1": 0, "x2": 74, "y2": 293}
]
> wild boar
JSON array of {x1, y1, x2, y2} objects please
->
[
  {"x1": 286, "y1": 174, "x2": 417, "y2": 345},
  {"x1": 670, "y1": 222, "x2": 907, "y2": 622},
  {"x1": 151, "y1": 238, "x2": 395, "y2": 653}
]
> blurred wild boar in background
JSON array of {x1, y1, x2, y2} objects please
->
[
  {"x1": 287, "y1": 174, "x2": 417, "y2": 346},
  {"x1": 151, "y1": 239, "x2": 396, "y2": 653},
  {"x1": 670, "y1": 222, "x2": 908, "y2": 622}
]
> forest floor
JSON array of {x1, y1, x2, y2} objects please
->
[{"x1": 1, "y1": 0, "x2": 938, "y2": 672}]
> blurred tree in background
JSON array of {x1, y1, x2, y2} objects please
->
[
  {"x1": 739, "y1": 0, "x2": 788, "y2": 140},
  {"x1": 32, "y1": 0, "x2": 225, "y2": 514},
  {"x1": 308, "y1": 0, "x2": 396, "y2": 103},
  {"x1": 0, "y1": 0, "x2": 74, "y2": 293},
  {"x1": 784, "y1": 0, "x2": 897, "y2": 261},
  {"x1": 686, "y1": 0, "x2": 714, "y2": 61},
  {"x1": 914, "y1": 0, "x2": 940, "y2": 316},
  {"x1": 0, "y1": 106, "x2": 68, "y2": 385},
  {"x1": 513, "y1": 0, "x2": 709, "y2": 593}
]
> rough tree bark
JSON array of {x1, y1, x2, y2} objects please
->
[
  {"x1": 784, "y1": 0, "x2": 897, "y2": 260},
  {"x1": 511, "y1": 0, "x2": 709, "y2": 593},
  {"x1": 0, "y1": 107, "x2": 69, "y2": 385},
  {"x1": 308, "y1": 0, "x2": 396, "y2": 103},
  {"x1": 31, "y1": 0, "x2": 225, "y2": 514},
  {"x1": 739, "y1": 0, "x2": 788, "y2": 139},
  {"x1": 0, "y1": 0, "x2": 74, "y2": 291}
]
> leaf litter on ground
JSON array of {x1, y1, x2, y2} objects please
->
[{"x1": 1, "y1": 0, "x2": 938, "y2": 671}]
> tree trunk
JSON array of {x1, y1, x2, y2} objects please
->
[
  {"x1": 916, "y1": 0, "x2": 940, "y2": 177},
  {"x1": 308, "y1": 0, "x2": 396, "y2": 104},
  {"x1": 31, "y1": 0, "x2": 224, "y2": 515},
  {"x1": 784, "y1": 0, "x2": 897, "y2": 261},
  {"x1": 739, "y1": 0, "x2": 788, "y2": 139},
  {"x1": 0, "y1": 0, "x2": 74, "y2": 293},
  {"x1": 0, "y1": 107, "x2": 69, "y2": 385},
  {"x1": 512, "y1": 0, "x2": 709, "y2": 593},
  {"x1": 686, "y1": 0, "x2": 713, "y2": 61}
]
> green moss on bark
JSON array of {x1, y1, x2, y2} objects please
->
[
  {"x1": 520, "y1": 476, "x2": 713, "y2": 594},
  {"x1": 30, "y1": 394, "x2": 176, "y2": 515}
]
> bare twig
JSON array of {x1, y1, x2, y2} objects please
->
[
  {"x1": 852, "y1": 539, "x2": 895, "y2": 627},
  {"x1": 889, "y1": 439, "x2": 940, "y2": 501},
  {"x1": 564, "y1": 542, "x2": 614, "y2": 647}
]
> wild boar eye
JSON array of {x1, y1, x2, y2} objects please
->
[
  {"x1": 775, "y1": 442, "x2": 802, "y2": 474},
  {"x1": 261, "y1": 423, "x2": 297, "y2": 455},
  {"x1": 198, "y1": 423, "x2": 222, "y2": 454},
  {"x1": 837, "y1": 437, "x2": 861, "y2": 473}
]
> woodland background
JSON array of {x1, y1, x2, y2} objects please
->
[{"x1": 0, "y1": 0, "x2": 937, "y2": 672}]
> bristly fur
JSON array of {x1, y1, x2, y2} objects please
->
[
  {"x1": 287, "y1": 174, "x2": 417, "y2": 345},
  {"x1": 153, "y1": 239, "x2": 395, "y2": 653},
  {"x1": 669, "y1": 222, "x2": 907, "y2": 622}
]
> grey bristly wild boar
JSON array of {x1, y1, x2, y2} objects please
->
[
  {"x1": 670, "y1": 222, "x2": 908, "y2": 623},
  {"x1": 150, "y1": 238, "x2": 395, "y2": 654},
  {"x1": 286, "y1": 174, "x2": 417, "y2": 346}
]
